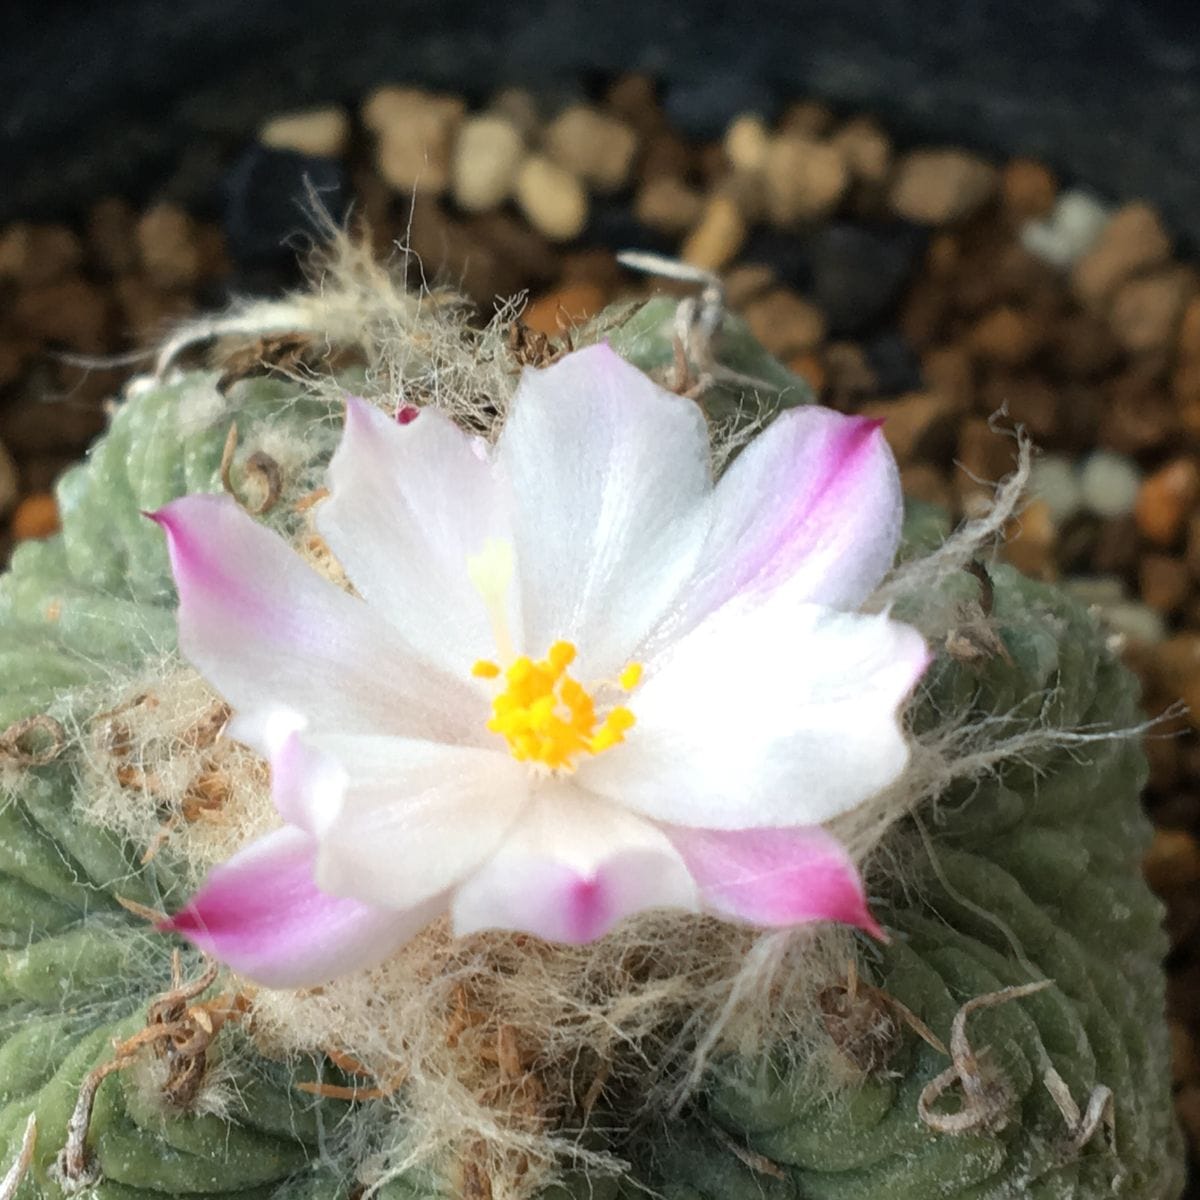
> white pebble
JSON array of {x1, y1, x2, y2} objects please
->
[
  {"x1": 1099, "y1": 600, "x2": 1167, "y2": 645},
  {"x1": 258, "y1": 107, "x2": 349, "y2": 158},
  {"x1": 1028, "y1": 454, "x2": 1082, "y2": 522},
  {"x1": 1021, "y1": 189, "x2": 1110, "y2": 269},
  {"x1": 1078, "y1": 450, "x2": 1142, "y2": 517},
  {"x1": 452, "y1": 115, "x2": 525, "y2": 212},
  {"x1": 1063, "y1": 575, "x2": 1128, "y2": 607},
  {"x1": 724, "y1": 114, "x2": 771, "y2": 174},
  {"x1": 514, "y1": 156, "x2": 588, "y2": 241}
]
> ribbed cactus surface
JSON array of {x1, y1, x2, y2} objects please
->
[{"x1": 0, "y1": 325, "x2": 1181, "y2": 1199}]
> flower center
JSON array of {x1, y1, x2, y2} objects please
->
[{"x1": 473, "y1": 642, "x2": 642, "y2": 770}]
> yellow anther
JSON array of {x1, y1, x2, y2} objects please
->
[
  {"x1": 475, "y1": 640, "x2": 643, "y2": 770},
  {"x1": 506, "y1": 657, "x2": 534, "y2": 686},
  {"x1": 618, "y1": 662, "x2": 643, "y2": 691},
  {"x1": 547, "y1": 641, "x2": 576, "y2": 672}
]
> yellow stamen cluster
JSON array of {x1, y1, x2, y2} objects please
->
[{"x1": 473, "y1": 640, "x2": 640, "y2": 770}]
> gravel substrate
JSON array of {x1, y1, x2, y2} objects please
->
[{"x1": 2, "y1": 73, "x2": 1199, "y2": 1190}]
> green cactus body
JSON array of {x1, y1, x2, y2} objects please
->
[{"x1": 0, "y1": 308, "x2": 1182, "y2": 1199}]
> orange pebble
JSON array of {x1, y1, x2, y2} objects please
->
[
  {"x1": 1136, "y1": 458, "x2": 1200, "y2": 547},
  {"x1": 11, "y1": 492, "x2": 60, "y2": 540},
  {"x1": 787, "y1": 351, "x2": 827, "y2": 395},
  {"x1": 522, "y1": 282, "x2": 607, "y2": 338}
]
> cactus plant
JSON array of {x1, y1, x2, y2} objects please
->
[{"x1": 0, "y1": 283, "x2": 1183, "y2": 1200}]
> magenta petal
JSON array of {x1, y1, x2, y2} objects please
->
[
  {"x1": 665, "y1": 825, "x2": 885, "y2": 938},
  {"x1": 666, "y1": 409, "x2": 901, "y2": 637},
  {"x1": 451, "y1": 789, "x2": 698, "y2": 943},
  {"x1": 160, "y1": 827, "x2": 441, "y2": 987},
  {"x1": 458, "y1": 854, "x2": 681, "y2": 944},
  {"x1": 149, "y1": 494, "x2": 483, "y2": 749}
]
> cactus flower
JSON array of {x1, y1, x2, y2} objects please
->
[{"x1": 151, "y1": 344, "x2": 928, "y2": 987}]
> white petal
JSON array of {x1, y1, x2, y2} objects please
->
[
  {"x1": 583, "y1": 596, "x2": 929, "y2": 829},
  {"x1": 317, "y1": 397, "x2": 518, "y2": 672},
  {"x1": 651, "y1": 409, "x2": 902, "y2": 647},
  {"x1": 153, "y1": 495, "x2": 485, "y2": 746},
  {"x1": 451, "y1": 784, "x2": 699, "y2": 943},
  {"x1": 305, "y1": 735, "x2": 530, "y2": 910},
  {"x1": 498, "y1": 344, "x2": 710, "y2": 678}
]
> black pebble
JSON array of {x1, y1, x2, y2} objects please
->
[
  {"x1": 808, "y1": 222, "x2": 925, "y2": 336},
  {"x1": 222, "y1": 144, "x2": 348, "y2": 275},
  {"x1": 738, "y1": 229, "x2": 814, "y2": 292},
  {"x1": 862, "y1": 330, "x2": 924, "y2": 395},
  {"x1": 664, "y1": 72, "x2": 778, "y2": 140},
  {"x1": 585, "y1": 197, "x2": 676, "y2": 257}
]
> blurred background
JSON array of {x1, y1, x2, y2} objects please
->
[{"x1": 3, "y1": 0, "x2": 1200, "y2": 1187}]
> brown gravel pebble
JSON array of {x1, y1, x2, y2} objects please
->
[
  {"x1": 604, "y1": 74, "x2": 664, "y2": 138},
  {"x1": 721, "y1": 264, "x2": 776, "y2": 310},
  {"x1": 919, "y1": 344, "x2": 973, "y2": 412},
  {"x1": 0, "y1": 223, "x2": 83, "y2": 287},
  {"x1": 956, "y1": 416, "x2": 1020, "y2": 512},
  {"x1": 1141, "y1": 553, "x2": 1192, "y2": 614},
  {"x1": 763, "y1": 135, "x2": 849, "y2": 225},
  {"x1": 639, "y1": 131, "x2": 693, "y2": 182},
  {"x1": 1071, "y1": 201, "x2": 1172, "y2": 310},
  {"x1": 681, "y1": 193, "x2": 747, "y2": 272},
  {"x1": 1000, "y1": 157, "x2": 1057, "y2": 222},
  {"x1": 1174, "y1": 361, "x2": 1200, "y2": 438},
  {"x1": 1178, "y1": 294, "x2": 1200, "y2": 359},
  {"x1": 1172, "y1": 1022, "x2": 1200, "y2": 1086},
  {"x1": 1053, "y1": 311, "x2": 1122, "y2": 379},
  {"x1": 1092, "y1": 514, "x2": 1141, "y2": 575},
  {"x1": 364, "y1": 86, "x2": 465, "y2": 195},
  {"x1": 12, "y1": 277, "x2": 110, "y2": 352},
  {"x1": 899, "y1": 463, "x2": 954, "y2": 509},
  {"x1": 1109, "y1": 266, "x2": 1196, "y2": 354},
  {"x1": 10, "y1": 493, "x2": 60, "y2": 540},
  {"x1": 888, "y1": 149, "x2": 997, "y2": 225},
  {"x1": 824, "y1": 342, "x2": 879, "y2": 405},
  {"x1": 742, "y1": 287, "x2": 827, "y2": 357},
  {"x1": 983, "y1": 373, "x2": 1060, "y2": 441},
  {"x1": 113, "y1": 275, "x2": 196, "y2": 342},
  {"x1": 860, "y1": 392, "x2": 961, "y2": 465},
  {"x1": 1101, "y1": 370, "x2": 1179, "y2": 456},
  {"x1": 0, "y1": 441, "x2": 16, "y2": 519},
  {"x1": 86, "y1": 198, "x2": 139, "y2": 275},
  {"x1": 1181, "y1": 1086, "x2": 1200, "y2": 1153},
  {"x1": 779, "y1": 99, "x2": 835, "y2": 138},
  {"x1": 1136, "y1": 458, "x2": 1200, "y2": 547},
  {"x1": 1003, "y1": 498, "x2": 1058, "y2": 579},
  {"x1": 1145, "y1": 828, "x2": 1200, "y2": 892},
  {"x1": 136, "y1": 203, "x2": 202, "y2": 290},
  {"x1": 830, "y1": 116, "x2": 891, "y2": 186},
  {"x1": 966, "y1": 305, "x2": 1043, "y2": 367}
]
